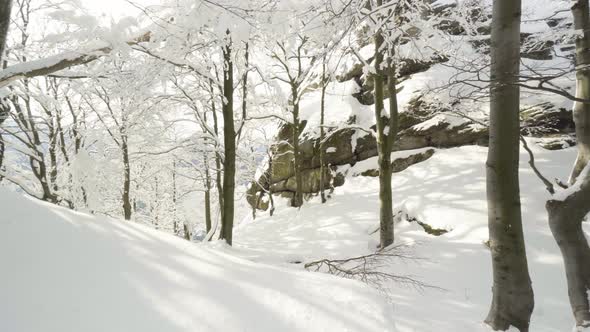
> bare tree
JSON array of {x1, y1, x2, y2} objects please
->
[{"x1": 270, "y1": 36, "x2": 317, "y2": 208}]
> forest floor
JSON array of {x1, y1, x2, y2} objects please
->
[{"x1": 232, "y1": 140, "x2": 582, "y2": 331}]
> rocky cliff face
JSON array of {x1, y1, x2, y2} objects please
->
[{"x1": 247, "y1": 90, "x2": 574, "y2": 212}]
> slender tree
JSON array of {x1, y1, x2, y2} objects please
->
[
  {"x1": 371, "y1": 0, "x2": 400, "y2": 249},
  {"x1": 319, "y1": 58, "x2": 328, "y2": 204},
  {"x1": 219, "y1": 34, "x2": 236, "y2": 245},
  {"x1": 485, "y1": 0, "x2": 534, "y2": 330}
]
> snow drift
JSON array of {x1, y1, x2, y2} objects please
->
[{"x1": 0, "y1": 189, "x2": 396, "y2": 332}]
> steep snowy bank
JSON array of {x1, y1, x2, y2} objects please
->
[
  {"x1": 0, "y1": 189, "x2": 396, "y2": 332},
  {"x1": 235, "y1": 141, "x2": 583, "y2": 331}
]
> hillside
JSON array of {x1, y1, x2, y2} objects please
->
[
  {"x1": 0, "y1": 189, "x2": 396, "y2": 332},
  {"x1": 236, "y1": 142, "x2": 581, "y2": 331}
]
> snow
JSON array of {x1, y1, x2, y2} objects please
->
[
  {"x1": 0, "y1": 189, "x2": 396, "y2": 332},
  {"x1": 347, "y1": 147, "x2": 435, "y2": 177},
  {"x1": 234, "y1": 141, "x2": 583, "y2": 331},
  {"x1": 299, "y1": 80, "x2": 369, "y2": 136},
  {"x1": 410, "y1": 113, "x2": 469, "y2": 132}
]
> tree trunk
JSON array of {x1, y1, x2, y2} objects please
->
[
  {"x1": 220, "y1": 40, "x2": 235, "y2": 245},
  {"x1": 319, "y1": 60, "x2": 327, "y2": 204},
  {"x1": 547, "y1": 0, "x2": 590, "y2": 327},
  {"x1": 547, "y1": 170, "x2": 590, "y2": 327},
  {"x1": 204, "y1": 164, "x2": 212, "y2": 232},
  {"x1": 569, "y1": 0, "x2": 590, "y2": 185},
  {"x1": 485, "y1": 0, "x2": 534, "y2": 330},
  {"x1": 0, "y1": 0, "x2": 10, "y2": 180},
  {"x1": 122, "y1": 137, "x2": 132, "y2": 221},
  {"x1": 291, "y1": 84, "x2": 303, "y2": 208},
  {"x1": 237, "y1": 42, "x2": 248, "y2": 140},
  {"x1": 268, "y1": 148, "x2": 275, "y2": 216},
  {"x1": 183, "y1": 223, "x2": 191, "y2": 241},
  {"x1": 172, "y1": 161, "x2": 178, "y2": 235},
  {"x1": 373, "y1": 12, "x2": 395, "y2": 249},
  {"x1": 210, "y1": 85, "x2": 224, "y2": 226},
  {"x1": 0, "y1": 0, "x2": 12, "y2": 62}
]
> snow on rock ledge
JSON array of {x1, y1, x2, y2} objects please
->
[{"x1": 0, "y1": 189, "x2": 396, "y2": 332}]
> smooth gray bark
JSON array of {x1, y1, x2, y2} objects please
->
[
  {"x1": 547, "y1": 0, "x2": 590, "y2": 328},
  {"x1": 485, "y1": 0, "x2": 534, "y2": 330}
]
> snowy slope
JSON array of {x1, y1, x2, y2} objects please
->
[
  {"x1": 234, "y1": 141, "x2": 582, "y2": 331},
  {"x1": 0, "y1": 189, "x2": 396, "y2": 332}
]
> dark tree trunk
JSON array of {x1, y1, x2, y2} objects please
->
[
  {"x1": 547, "y1": 0, "x2": 590, "y2": 328},
  {"x1": 372, "y1": 6, "x2": 398, "y2": 249},
  {"x1": 0, "y1": 0, "x2": 10, "y2": 177},
  {"x1": 0, "y1": 0, "x2": 12, "y2": 61},
  {"x1": 172, "y1": 161, "x2": 178, "y2": 235},
  {"x1": 204, "y1": 163, "x2": 212, "y2": 232},
  {"x1": 291, "y1": 84, "x2": 303, "y2": 208},
  {"x1": 122, "y1": 136, "x2": 132, "y2": 220},
  {"x1": 485, "y1": 0, "x2": 534, "y2": 330},
  {"x1": 237, "y1": 42, "x2": 248, "y2": 140},
  {"x1": 183, "y1": 223, "x2": 191, "y2": 241},
  {"x1": 319, "y1": 60, "x2": 327, "y2": 204},
  {"x1": 220, "y1": 40, "x2": 235, "y2": 245},
  {"x1": 268, "y1": 148, "x2": 275, "y2": 216}
]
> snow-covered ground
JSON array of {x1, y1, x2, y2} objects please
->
[
  {"x1": 0, "y1": 139, "x2": 581, "y2": 332},
  {"x1": 0, "y1": 189, "x2": 396, "y2": 332},
  {"x1": 234, "y1": 141, "x2": 581, "y2": 332}
]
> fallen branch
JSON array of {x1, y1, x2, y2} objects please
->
[{"x1": 304, "y1": 243, "x2": 440, "y2": 291}]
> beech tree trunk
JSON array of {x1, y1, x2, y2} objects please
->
[
  {"x1": 219, "y1": 40, "x2": 235, "y2": 245},
  {"x1": 485, "y1": 0, "x2": 534, "y2": 330},
  {"x1": 547, "y1": 0, "x2": 590, "y2": 328},
  {"x1": 569, "y1": 0, "x2": 590, "y2": 186}
]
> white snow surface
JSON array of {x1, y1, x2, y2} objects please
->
[
  {"x1": 234, "y1": 141, "x2": 587, "y2": 331},
  {"x1": 0, "y1": 189, "x2": 396, "y2": 332}
]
